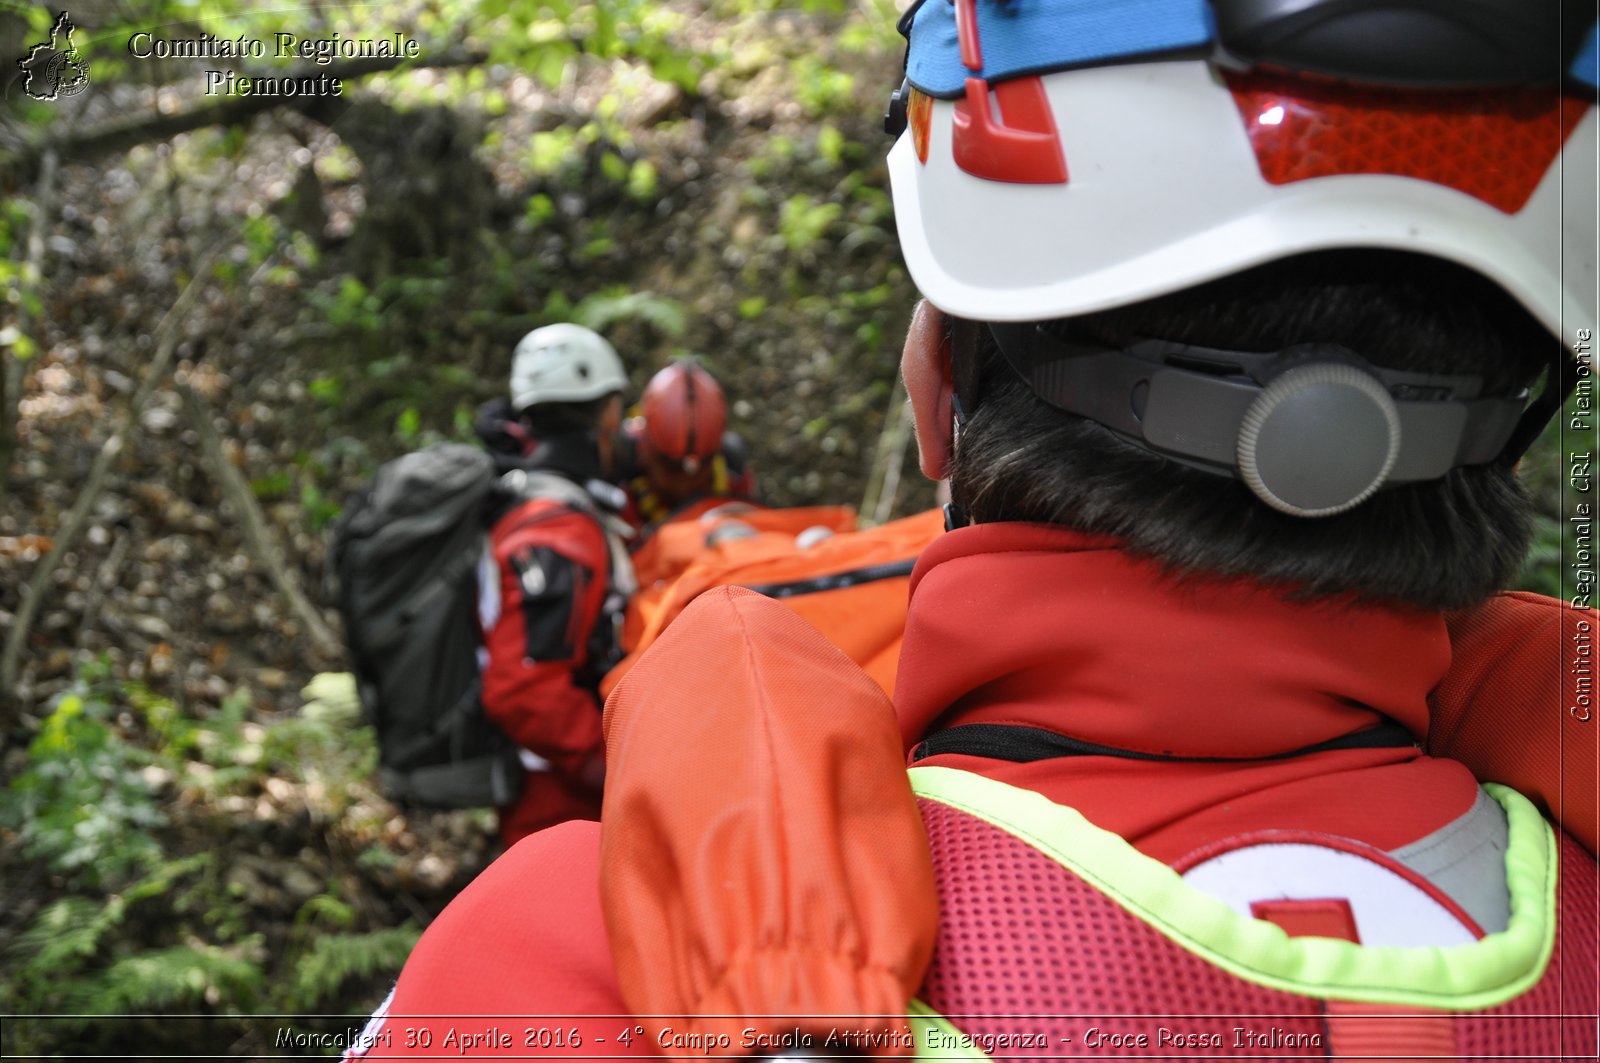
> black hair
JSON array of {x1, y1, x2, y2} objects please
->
[{"x1": 946, "y1": 250, "x2": 1555, "y2": 611}]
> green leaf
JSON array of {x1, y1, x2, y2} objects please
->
[
  {"x1": 627, "y1": 159, "x2": 658, "y2": 201},
  {"x1": 816, "y1": 124, "x2": 844, "y2": 165},
  {"x1": 286, "y1": 926, "x2": 421, "y2": 1010},
  {"x1": 599, "y1": 152, "x2": 629, "y2": 183},
  {"x1": 307, "y1": 375, "x2": 344, "y2": 406}
]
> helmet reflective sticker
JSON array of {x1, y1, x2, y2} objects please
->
[
  {"x1": 908, "y1": 85, "x2": 933, "y2": 163},
  {"x1": 953, "y1": 75, "x2": 1067, "y2": 185},
  {"x1": 1226, "y1": 72, "x2": 1591, "y2": 214},
  {"x1": 927, "y1": 0, "x2": 1069, "y2": 185}
]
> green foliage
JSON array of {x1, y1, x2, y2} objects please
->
[
  {"x1": 628, "y1": 159, "x2": 659, "y2": 200},
  {"x1": 295, "y1": 891, "x2": 356, "y2": 935},
  {"x1": 746, "y1": 134, "x2": 796, "y2": 181},
  {"x1": 2, "y1": 663, "x2": 417, "y2": 1056},
  {"x1": 287, "y1": 926, "x2": 423, "y2": 1011},
  {"x1": 792, "y1": 56, "x2": 856, "y2": 117},
  {"x1": 301, "y1": 481, "x2": 344, "y2": 531},
  {"x1": 1513, "y1": 396, "x2": 1593, "y2": 597},
  {"x1": 0, "y1": 853, "x2": 240, "y2": 1019},
  {"x1": 250, "y1": 468, "x2": 295, "y2": 500},
  {"x1": 87, "y1": 943, "x2": 268, "y2": 1013},
  {"x1": 395, "y1": 406, "x2": 423, "y2": 442},
  {"x1": 1, "y1": 198, "x2": 45, "y2": 355},
  {"x1": 0, "y1": 675, "x2": 168, "y2": 891},
  {"x1": 308, "y1": 374, "x2": 344, "y2": 406},
  {"x1": 316, "y1": 144, "x2": 362, "y2": 184},
  {"x1": 1518, "y1": 512, "x2": 1564, "y2": 598},
  {"x1": 816, "y1": 124, "x2": 846, "y2": 166},
  {"x1": 314, "y1": 275, "x2": 385, "y2": 334},
  {"x1": 580, "y1": 232, "x2": 618, "y2": 263},
  {"x1": 0, "y1": 322, "x2": 37, "y2": 361},
  {"x1": 779, "y1": 194, "x2": 843, "y2": 254},
  {"x1": 572, "y1": 287, "x2": 688, "y2": 338},
  {"x1": 7, "y1": 896, "x2": 120, "y2": 1002},
  {"x1": 263, "y1": 678, "x2": 379, "y2": 813},
  {"x1": 528, "y1": 127, "x2": 584, "y2": 178},
  {"x1": 241, "y1": 214, "x2": 283, "y2": 269},
  {"x1": 600, "y1": 151, "x2": 630, "y2": 184},
  {"x1": 479, "y1": 0, "x2": 708, "y2": 91},
  {"x1": 525, "y1": 193, "x2": 557, "y2": 227},
  {"x1": 2, "y1": 0, "x2": 914, "y2": 1046}
]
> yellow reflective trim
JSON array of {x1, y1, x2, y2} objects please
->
[
  {"x1": 909, "y1": 767, "x2": 1555, "y2": 1009},
  {"x1": 908, "y1": 999, "x2": 994, "y2": 1062}
]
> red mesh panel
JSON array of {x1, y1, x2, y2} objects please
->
[
  {"x1": 918, "y1": 799, "x2": 1598, "y2": 1059},
  {"x1": 915, "y1": 798, "x2": 1324, "y2": 1057},
  {"x1": 1454, "y1": 831, "x2": 1600, "y2": 1056},
  {"x1": 1224, "y1": 72, "x2": 1589, "y2": 213}
]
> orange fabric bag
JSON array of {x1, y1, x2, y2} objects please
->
[
  {"x1": 630, "y1": 502, "x2": 859, "y2": 589},
  {"x1": 607, "y1": 508, "x2": 945, "y2": 697},
  {"x1": 601, "y1": 587, "x2": 938, "y2": 1054},
  {"x1": 623, "y1": 503, "x2": 859, "y2": 652}
]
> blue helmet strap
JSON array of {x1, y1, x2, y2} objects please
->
[{"x1": 896, "y1": 0, "x2": 1599, "y2": 96}]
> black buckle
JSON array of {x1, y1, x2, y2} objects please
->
[{"x1": 884, "y1": 77, "x2": 911, "y2": 137}]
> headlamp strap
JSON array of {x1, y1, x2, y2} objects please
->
[{"x1": 989, "y1": 322, "x2": 1532, "y2": 516}]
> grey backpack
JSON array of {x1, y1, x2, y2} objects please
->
[{"x1": 332, "y1": 443, "x2": 633, "y2": 809}]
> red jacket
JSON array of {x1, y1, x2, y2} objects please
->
[
  {"x1": 354, "y1": 527, "x2": 1598, "y2": 1058},
  {"x1": 479, "y1": 496, "x2": 611, "y2": 844}
]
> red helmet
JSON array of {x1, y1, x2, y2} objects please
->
[{"x1": 639, "y1": 361, "x2": 727, "y2": 474}]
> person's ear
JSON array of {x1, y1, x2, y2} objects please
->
[{"x1": 901, "y1": 301, "x2": 956, "y2": 480}]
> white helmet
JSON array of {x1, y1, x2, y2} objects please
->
[
  {"x1": 885, "y1": 0, "x2": 1597, "y2": 516},
  {"x1": 886, "y1": 0, "x2": 1599, "y2": 346},
  {"x1": 509, "y1": 323, "x2": 628, "y2": 410}
]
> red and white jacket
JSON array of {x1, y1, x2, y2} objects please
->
[{"x1": 477, "y1": 488, "x2": 622, "y2": 846}]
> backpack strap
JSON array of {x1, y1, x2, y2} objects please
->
[
  {"x1": 500, "y1": 468, "x2": 639, "y2": 599},
  {"x1": 911, "y1": 720, "x2": 1416, "y2": 764},
  {"x1": 499, "y1": 468, "x2": 639, "y2": 678},
  {"x1": 742, "y1": 558, "x2": 918, "y2": 599}
]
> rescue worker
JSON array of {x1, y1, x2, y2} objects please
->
[
  {"x1": 624, "y1": 358, "x2": 758, "y2": 529},
  {"x1": 350, "y1": 3, "x2": 1597, "y2": 1056},
  {"x1": 477, "y1": 323, "x2": 635, "y2": 847}
]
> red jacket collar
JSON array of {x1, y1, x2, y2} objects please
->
[{"x1": 895, "y1": 523, "x2": 1449, "y2": 761}]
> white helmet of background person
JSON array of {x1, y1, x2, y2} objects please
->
[
  {"x1": 885, "y1": 0, "x2": 1598, "y2": 343},
  {"x1": 510, "y1": 323, "x2": 628, "y2": 411},
  {"x1": 883, "y1": 0, "x2": 1597, "y2": 517}
]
